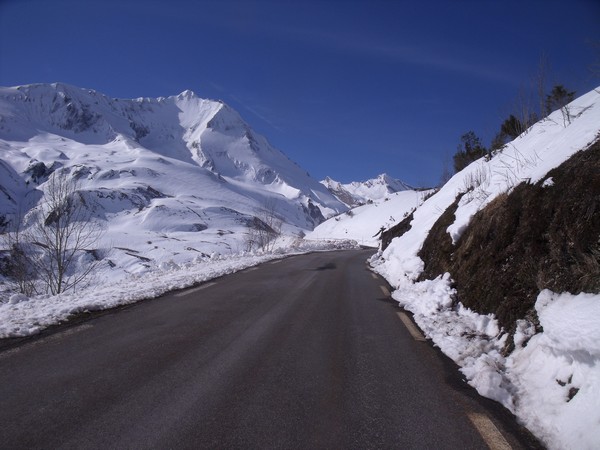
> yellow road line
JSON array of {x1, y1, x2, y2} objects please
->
[{"x1": 468, "y1": 413, "x2": 512, "y2": 450}]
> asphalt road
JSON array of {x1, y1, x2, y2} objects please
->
[{"x1": 0, "y1": 249, "x2": 540, "y2": 449}]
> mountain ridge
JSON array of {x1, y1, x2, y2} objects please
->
[
  {"x1": 321, "y1": 173, "x2": 413, "y2": 207},
  {"x1": 0, "y1": 83, "x2": 347, "y2": 231}
]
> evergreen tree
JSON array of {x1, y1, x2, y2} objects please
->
[
  {"x1": 545, "y1": 85, "x2": 575, "y2": 115},
  {"x1": 453, "y1": 131, "x2": 487, "y2": 173},
  {"x1": 491, "y1": 114, "x2": 529, "y2": 151},
  {"x1": 501, "y1": 114, "x2": 527, "y2": 139}
]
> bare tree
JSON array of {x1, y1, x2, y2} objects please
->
[
  {"x1": 535, "y1": 53, "x2": 549, "y2": 120},
  {"x1": 545, "y1": 85, "x2": 576, "y2": 127},
  {"x1": 23, "y1": 170, "x2": 104, "y2": 295},
  {"x1": 513, "y1": 85, "x2": 538, "y2": 134},
  {"x1": 589, "y1": 39, "x2": 600, "y2": 81},
  {"x1": 244, "y1": 197, "x2": 282, "y2": 252},
  {"x1": 1, "y1": 212, "x2": 37, "y2": 296},
  {"x1": 438, "y1": 152, "x2": 453, "y2": 187}
]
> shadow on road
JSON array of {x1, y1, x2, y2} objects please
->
[{"x1": 314, "y1": 262, "x2": 337, "y2": 271}]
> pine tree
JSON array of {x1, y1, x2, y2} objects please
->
[
  {"x1": 453, "y1": 131, "x2": 487, "y2": 173},
  {"x1": 545, "y1": 85, "x2": 575, "y2": 115}
]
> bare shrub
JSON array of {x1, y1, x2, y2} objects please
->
[
  {"x1": 462, "y1": 164, "x2": 491, "y2": 202},
  {"x1": 21, "y1": 171, "x2": 104, "y2": 295},
  {"x1": 245, "y1": 197, "x2": 282, "y2": 252},
  {"x1": 1, "y1": 214, "x2": 37, "y2": 296}
]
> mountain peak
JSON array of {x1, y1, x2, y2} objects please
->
[
  {"x1": 0, "y1": 82, "x2": 347, "y2": 230},
  {"x1": 322, "y1": 173, "x2": 412, "y2": 207},
  {"x1": 176, "y1": 89, "x2": 198, "y2": 101}
]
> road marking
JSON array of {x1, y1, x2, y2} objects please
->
[
  {"x1": 174, "y1": 282, "x2": 217, "y2": 297},
  {"x1": 468, "y1": 413, "x2": 512, "y2": 450},
  {"x1": 269, "y1": 260, "x2": 282, "y2": 265},
  {"x1": 396, "y1": 312, "x2": 426, "y2": 341},
  {"x1": 379, "y1": 285, "x2": 390, "y2": 297},
  {"x1": 246, "y1": 267, "x2": 258, "y2": 272},
  {"x1": 371, "y1": 273, "x2": 378, "y2": 280}
]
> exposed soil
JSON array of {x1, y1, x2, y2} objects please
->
[
  {"x1": 417, "y1": 193, "x2": 464, "y2": 279},
  {"x1": 418, "y1": 138, "x2": 600, "y2": 341},
  {"x1": 381, "y1": 211, "x2": 414, "y2": 251}
]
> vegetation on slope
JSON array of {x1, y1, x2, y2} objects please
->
[{"x1": 417, "y1": 138, "x2": 600, "y2": 343}]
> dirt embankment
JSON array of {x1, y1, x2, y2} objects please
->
[{"x1": 418, "y1": 138, "x2": 600, "y2": 342}]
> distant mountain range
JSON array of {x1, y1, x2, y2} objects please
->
[{"x1": 321, "y1": 174, "x2": 413, "y2": 207}]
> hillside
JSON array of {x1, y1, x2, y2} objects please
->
[
  {"x1": 309, "y1": 189, "x2": 430, "y2": 247},
  {"x1": 371, "y1": 86, "x2": 600, "y2": 449}
]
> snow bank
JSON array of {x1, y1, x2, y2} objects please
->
[
  {"x1": 371, "y1": 258, "x2": 600, "y2": 449},
  {"x1": 372, "y1": 269, "x2": 514, "y2": 409},
  {"x1": 508, "y1": 291, "x2": 600, "y2": 449},
  {"x1": 0, "y1": 239, "x2": 357, "y2": 339},
  {"x1": 371, "y1": 87, "x2": 600, "y2": 449}
]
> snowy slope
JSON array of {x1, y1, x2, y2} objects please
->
[
  {"x1": 370, "y1": 86, "x2": 600, "y2": 449},
  {"x1": 308, "y1": 190, "x2": 429, "y2": 247},
  {"x1": 321, "y1": 173, "x2": 412, "y2": 207},
  {"x1": 0, "y1": 83, "x2": 345, "y2": 228}
]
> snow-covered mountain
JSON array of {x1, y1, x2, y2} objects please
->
[
  {"x1": 0, "y1": 82, "x2": 347, "y2": 230},
  {"x1": 3, "y1": 80, "x2": 599, "y2": 450},
  {"x1": 0, "y1": 82, "x2": 351, "y2": 279},
  {"x1": 321, "y1": 173, "x2": 412, "y2": 207},
  {"x1": 0, "y1": 82, "x2": 345, "y2": 215}
]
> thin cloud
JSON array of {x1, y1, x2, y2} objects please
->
[
  {"x1": 276, "y1": 26, "x2": 519, "y2": 85},
  {"x1": 228, "y1": 94, "x2": 284, "y2": 132}
]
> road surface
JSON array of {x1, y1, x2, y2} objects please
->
[{"x1": 0, "y1": 249, "x2": 539, "y2": 449}]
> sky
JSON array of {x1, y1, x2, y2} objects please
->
[{"x1": 1, "y1": 0, "x2": 599, "y2": 187}]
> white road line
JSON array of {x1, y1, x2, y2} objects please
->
[
  {"x1": 379, "y1": 285, "x2": 390, "y2": 297},
  {"x1": 468, "y1": 413, "x2": 512, "y2": 450},
  {"x1": 174, "y1": 282, "x2": 217, "y2": 297},
  {"x1": 246, "y1": 267, "x2": 258, "y2": 272},
  {"x1": 396, "y1": 312, "x2": 426, "y2": 341},
  {"x1": 371, "y1": 273, "x2": 378, "y2": 280},
  {"x1": 269, "y1": 260, "x2": 282, "y2": 265}
]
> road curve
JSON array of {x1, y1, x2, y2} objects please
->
[{"x1": 0, "y1": 249, "x2": 539, "y2": 449}]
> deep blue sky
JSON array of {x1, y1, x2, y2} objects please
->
[{"x1": 1, "y1": 0, "x2": 599, "y2": 186}]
